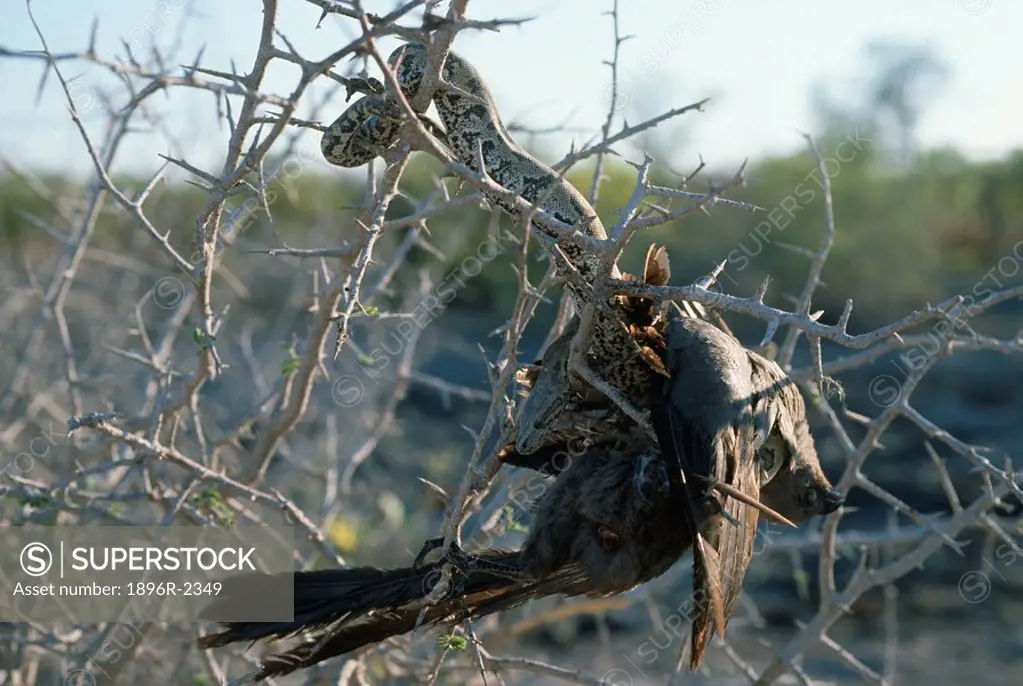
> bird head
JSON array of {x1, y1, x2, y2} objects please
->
[
  {"x1": 748, "y1": 352, "x2": 844, "y2": 524},
  {"x1": 757, "y1": 431, "x2": 843, "y2": 523}
]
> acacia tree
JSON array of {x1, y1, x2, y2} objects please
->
[{"x1": 1, "y1": 1, "x2": 1021, "y2": 685}]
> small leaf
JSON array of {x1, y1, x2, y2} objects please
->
[
  {"x1": 503, "y1": 505, "x2": 530, "y2": 533},
  {"x1": 437, "y1": 634, "x2": 467, "y2": 651},
  {"x1": 281, "y1": 344, "x2": 301, "y2": 376},
  {"x1": 281, "y1": 358, "x2": 301, "y2": 375}
]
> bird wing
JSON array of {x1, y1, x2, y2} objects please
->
[
  {"x1": 688, "y1": 419, "x2": 761, "y2": 668},
  {"x1": 651, "y1": 319, "x2": 731, "y2": 661},
  {"x1": 651, "y1": 399, "x2": 727, "y2": 632},
  {"x1": 653, "y1": 317, "x2": 768, "y2": 669}
]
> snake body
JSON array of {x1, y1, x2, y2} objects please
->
[
  {"x1": 322, "y1": 43, "x2": 613, "y2": 282},
  {"x1": 321, "y1": 43, "x2": 662, "y2": 451}
]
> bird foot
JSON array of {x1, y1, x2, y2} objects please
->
[
  {"x1": 412, "y1": 538, "x2": 521, "y2": 581},
  {"x1": 412, "y1": 537, "x2": 446, "y2": 571}
]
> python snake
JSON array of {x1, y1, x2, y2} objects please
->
[
  {"x1": 322, "y1": 43, "x2": 612, "y2": 274},
  {"x1": 321, "y1": 42, "x2": 665, "y2": 451}
]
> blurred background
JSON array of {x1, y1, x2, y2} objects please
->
[{"x1": 1, "y1": 1, "x2": 1022, "y2": 684}]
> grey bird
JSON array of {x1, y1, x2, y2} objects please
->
[{"x1": 650, "y1": 316, "x2": 843, "y2": 667}]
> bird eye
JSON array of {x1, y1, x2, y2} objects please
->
[
  {"x1": 758, "y1": 449, "x2": 776, "y2": 477},
  {"x1": 597, "y1": 524, "x2": 623, "y2": 552},
  {"x1": 757, "y1": 438, "x2": 785, "y2": 483}
]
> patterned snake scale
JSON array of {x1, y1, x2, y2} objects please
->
[{"x1": 321, "y1": 42, "x2": 665, "y2": 452}]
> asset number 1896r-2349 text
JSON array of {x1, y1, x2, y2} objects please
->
[{"x1": 126, "y1": 581, "x2": 222, "y2": 596}]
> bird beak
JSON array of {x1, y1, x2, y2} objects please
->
[{"x1": 820, "y1": 488, "x2": 844, "y2": 514}]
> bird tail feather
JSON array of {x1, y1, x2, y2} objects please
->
[{"x1": 198, "y1": 551, "x2": 523, "y2": 680}]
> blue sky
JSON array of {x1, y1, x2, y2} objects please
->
[{"x1": 0, "y1": 0, "x2": 1019, "y2": 178}]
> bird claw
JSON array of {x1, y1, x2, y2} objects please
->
[
  {"x1": 411, "y1": 536, "x2": 446, "y2": 571},
  {"x1": 412, "y1": 538, "x2": 521, "y2": 581}
]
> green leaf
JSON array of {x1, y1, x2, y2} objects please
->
[
  {"x1": 503, "y1": 505, "x2": 529, "y2": 533},
  {"x1": 437, "y1": 634, "x2": 467, "y2": 651},
  {"x1": 280, "y1": 342, "x2": 301, "y2": 376}
]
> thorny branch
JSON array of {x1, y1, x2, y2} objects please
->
[{"x1": 0, "y1": 0, "x2": 1019, "y2": 685}]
